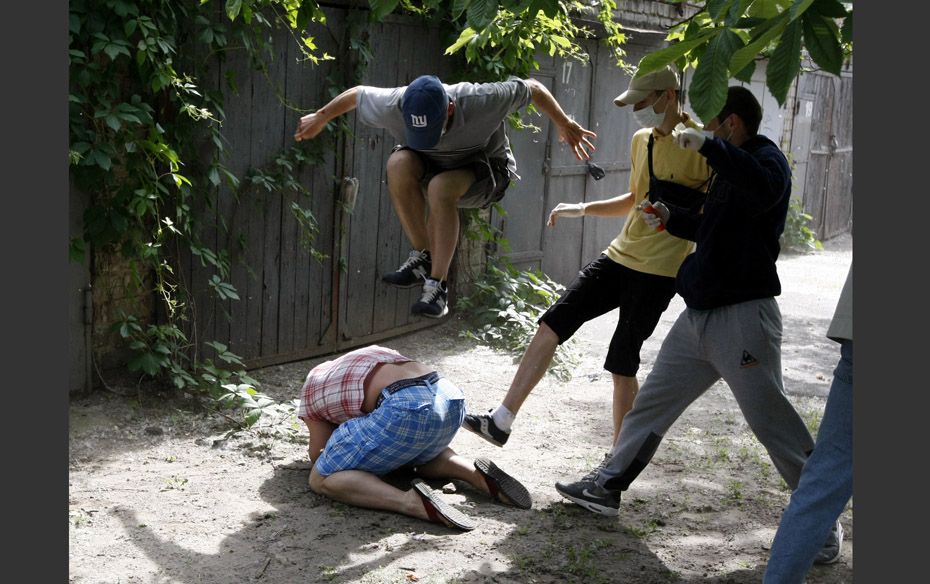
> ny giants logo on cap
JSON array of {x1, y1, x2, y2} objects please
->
[{"x1": 409, "y1": 114, "x2": 429, "y2": 128}]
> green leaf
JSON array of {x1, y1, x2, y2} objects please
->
[
  {"x1": 802, "y1": 13, "x2": 842, "y2": 75},
  {"x1": 689, "y1": 29, "x2": 743, "y2": 123},
  {"x1": 725, "y1": 0, "x2": 753, "y2": 27},
  {"x1": 788, "y1": 0, "x2": 816, "y2": 20},
  {"x1": 93, "y1": 150, "x2": 112, "y2": 171},
  {"x1": 243, "y1": 410, "x2": 261, "y2": 427},
  {"x1": 368, "y1": 0, "x2": 400, "y2": 21},
  {"x1": 809, "y1": 0, "x2": 848, "y2": 18},
  {"x1": 445, "y1": 27, "x2": 477, "y2": 55},
  {"x1": 747, "y1": 0, "x2": 791, "y2": 19},
  {"x1": 635, "y1": 31, "x2": 717, "y2": 78},
  {"x1": 728, "y1": 12, "x2": 789, "y2": 76},
  {"x1": 766, "y1": 18, "x2": 803, "y2": 105},
  {"x1": 225, "y1": 0, "x2": 242, "y2": 21},
  {"x1": 451, "y1": 0, "x2": 469, "y2": 20},
  {"x1": 129, "y1": 352, "x2": 163, "y2": 376},
  {"x1": 105, "y1": 115, "x2": 121, "y2": 131},
  {"x1": 707, "y1": 0, "x2": 734, "y2": 21},
  {"x1": 732, "y1": 59, "x2": 755, "y2": 83},
  {"x1": 467, "y1": 0, "x2": 499, "y2": 30}
]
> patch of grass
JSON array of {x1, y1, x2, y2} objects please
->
[
  {"x1": 624, "y1": 518, "x2": 662, "y2": 539},
  {"x1": 565, "y1": 540, "x2": 612, "y2": 583},
  {"x1": 726, "y1": 479, "x2": 745, "y2": 504},
  {"x1": 319, "y1": 565, "x2": 338, "y2": 582},
  {"x1": 161, "y1": 475, "x2": 188, "y2": 491},
  {"x1": 799, "y1": 407, "x2": 823, "y2": 437}
]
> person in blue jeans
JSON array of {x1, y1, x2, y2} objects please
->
[{"x1": 764, "y1": 264, "x2": 853, "y2": 582}]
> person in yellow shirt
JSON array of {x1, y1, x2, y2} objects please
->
[{"x1": 463, "y1": 66, "x2": 711, "y2": 456}]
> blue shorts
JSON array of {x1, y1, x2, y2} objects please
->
[{"x1": 314, "y1": 372, "x2": 466, "y2": 477}]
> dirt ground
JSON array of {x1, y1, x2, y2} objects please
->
[{"x1": 69, "y1": 234, "x2": 853, "y2": 584}]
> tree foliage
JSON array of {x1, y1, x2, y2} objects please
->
[{"x1": 636, "y1": 0, "x2": 852, "y2": 122}]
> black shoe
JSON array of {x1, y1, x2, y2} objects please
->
[
  {"x1": 474, "y1": 457, "x2": 532, "y2": 509},
  {"x1": 462, "y1": 411, "x2": 510, "y2": 447},
  {"x1": 383, "y1": 249, "x2": 431, "y2": 288},
  {"x1": 554, "y1": 477, "x2": 622, "y2": 517},
  {"x1": 813, "y1": 520, "x2": 843, "y2": 565},
  {"x1": 411, "y1": 478, "x2": 476, "y2": 531},
  {"x1": 411, "y1": 278, "x2": 448, "y2": 318}
]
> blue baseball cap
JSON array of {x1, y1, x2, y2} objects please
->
[{"x1": 401, "y1": 75, "x2": 448, "y2": 150}]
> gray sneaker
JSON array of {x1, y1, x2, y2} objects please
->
[
  {"x1": 555, "y1": 477, "x2": 622, "y2": 516},
  {"x1": 411, "y1": 278, "x2": 448, "y2": 318},
  {"x1": 813, "y1": 520, "x2": 843, "y2": 565},
  {"x1": 383, "y1": 249, "x2": 431, "y2": 288}
]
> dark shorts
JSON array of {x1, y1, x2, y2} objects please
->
[
  {"x1": 390, "y1": 145, "x2": 511, "y2": 209},
  {"x1": 539, "y1": 254, "x2": 677, "y2": 376}
]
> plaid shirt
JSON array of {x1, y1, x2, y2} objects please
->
[{"x1": 297, "y1": 345, "x2": 412, "y2": 424}]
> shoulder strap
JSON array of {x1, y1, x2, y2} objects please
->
[
  {"x1": 651, "y1": 132, "x2": 718, "y2": 192},
  {"x1": 647, "y1": 133, "x2": 655, "y2": 178}
]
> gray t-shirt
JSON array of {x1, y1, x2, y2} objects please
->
[{"x1": 355, "y1": 78, "x2": 532, "y2": 177}]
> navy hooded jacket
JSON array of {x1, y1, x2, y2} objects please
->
[{"x1": 664, "y1": 134, "x2": 792, "y2": 310}]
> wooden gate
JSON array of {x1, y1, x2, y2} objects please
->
[
  {"x1": 790, "y1": 70, "x2": 854, "y2": 240},
  {"x1": 182, "y1": 10, "x2": 459, "y2": 369}
]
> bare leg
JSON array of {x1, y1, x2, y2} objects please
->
[
  {"x1": 386, "y1": 150, "x2": 429, "y2": 251},
  {"x1": 414, "y1": 447, "x2": 490, "y2": 496},
  {"x1": 611, "y1": 374, "x2": 639, "y2": 445},
  {"x1": 308, "y1": 466, "x2": 429, "y2": 521},
  {"x1": 501, "y1": 323, "x2": 560, "y2": 414},
  {"x1": 425, "y1": 169, "x2": 474, "y2": 280}
]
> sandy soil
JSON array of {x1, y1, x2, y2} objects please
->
[{"x1": 69, "y1": 235, "x2": 853, "y2": 584}]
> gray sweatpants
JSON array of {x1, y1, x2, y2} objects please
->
[{"x1": 597, "y1": 298, "x2": 814, "y2": 492}]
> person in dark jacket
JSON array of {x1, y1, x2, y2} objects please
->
[{"x1": 553, "y1": 87, "x2": 817, "y2": 527}]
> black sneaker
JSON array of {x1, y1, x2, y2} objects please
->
[
  {"x1": 554, "y1": 477, "x2": 622, "y2": 516},
  {"x1": 411, "y1": 278, "x2": 448, "y2": 318},
  {"x1": 462, "y1": 410, "x2": 510, "y2": 447},
  {"x1": 382, "y1": 249, "x2": 431, "y2": 288},
  {"x1": 813, "y1": 520, "x2": 843, "y2": 565}
]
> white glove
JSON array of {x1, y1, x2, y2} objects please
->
[
  {"x1": 676, "y1": 127, "x2": 705, "y2": 151},
  {"x1": 638, "y1": 200, "x2": 669, "y2": 231},
  {"x1": 547, "y1": 202, "x2": 587, "y2": 227}
]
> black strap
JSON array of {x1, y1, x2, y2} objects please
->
[{"x1": 647, "y1": 132, "x2": 715, "y2": 192}]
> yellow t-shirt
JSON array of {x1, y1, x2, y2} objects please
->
[{"x1": 605, "y1": 118, "x2": 712, "y2": 277}]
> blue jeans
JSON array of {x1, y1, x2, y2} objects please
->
[{"x1": 763, "y1": 339, "x2": 853, "y2": 583}]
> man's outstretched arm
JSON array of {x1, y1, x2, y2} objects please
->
[
  {"x1": 523, "y1": 77, "x2": 596, "y2": 160},
  {"x1": 294, "y1": 86, "x2": 361, "y2": 142}
]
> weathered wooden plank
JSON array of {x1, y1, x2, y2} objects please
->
[
  {"x1": 222, "y1": 46, "x2": 257, "y2": 360},
  {"x1": 256, "y1": 28, "x2": 289, "y2": 359}
]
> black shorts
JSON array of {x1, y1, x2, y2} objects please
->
[
  {"x1": 539, "y1": 254, "x2": 677, "y2": 376},
  {"x1": 391, "y1": 145, "x2": 511, "y2": 209}
]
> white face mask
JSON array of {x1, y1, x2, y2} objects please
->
[
  {"x1": 632, "y1": 94, "x2": 667, "y2": 129},
  {"x1": 705, "y1": 116, "x2": 734, "y2": 142}
]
